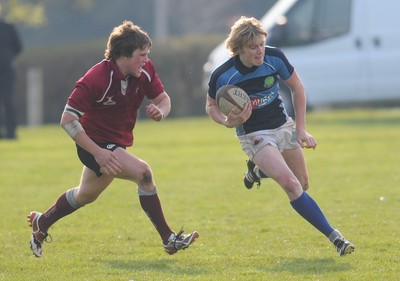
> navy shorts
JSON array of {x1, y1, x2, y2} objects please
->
[{"x1": 76, "y1": 143, "x2": 125, "y2": 177}]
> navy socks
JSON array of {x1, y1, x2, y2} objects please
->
[{"x1": 290, "y1": 191, "x2": 334, "y2": 237}]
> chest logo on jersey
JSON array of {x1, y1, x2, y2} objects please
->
[
  {"x1": 121, "y1": 80, "x2": 128, "y2": 95},
  {"x1": 263, "y1": 75, "x2": 275, "y2": 89},
  {"x1": 103, "y1": 96, "x2": 116, "y2": 105},
  {"x1": 250, "y1": 91, "x2": 278, "y2": 108}
]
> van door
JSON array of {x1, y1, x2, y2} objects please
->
[
  {"x1": 268, "y1": 0, "x2": 368, "y2": 107},
  {"x1": 363, "y1": 0, "x2": 400, "y2": 102}
]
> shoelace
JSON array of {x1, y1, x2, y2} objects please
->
[
  {"x1": 34, "y1": 231, "x2": 53, "y2": 244},
  {"x1": 44, "y1": 233, "x2": 53, "y2": 243},
  {"x1": 172, "y1": 228, "x2": 185, "y2": 248},
  {"x1": 333, "y1": 238, "x2": 345, "y2": 253},
  {"x1": 247, "y1": 173, "x2": 261, "y2": 188}
]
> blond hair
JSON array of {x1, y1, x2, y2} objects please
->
[{"x1": 225, "y1": 16, "x2": 267, "y2": 57}]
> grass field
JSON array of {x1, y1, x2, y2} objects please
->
[{"x1": 0, "y1": 108, "x2": 399, "y2": 281}]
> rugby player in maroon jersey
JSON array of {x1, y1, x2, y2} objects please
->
[{"x1": 27, "y1": 21, "x2": 198, "y2": 258}]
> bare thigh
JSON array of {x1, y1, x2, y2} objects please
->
[
  {"x1": 282, "y1": 147, "x2": 309, "y2": 190},
  {"x1": 113, "y1": 147, "x2": 156, "y2": 191},
  {"x1": 74, "y1": 166, "x2": 114, "y2": 205},
  {"x1": 73, "y1": 147, "x2": 156, "y2": 205},
  {"x1": 253, "y1": 145, "x2": 303, "y2": 200}
]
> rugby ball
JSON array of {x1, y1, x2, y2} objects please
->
[{"x1": 216, "y1": 85, "x2": 251, "y2": 115}]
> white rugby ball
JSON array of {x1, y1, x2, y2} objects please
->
[{"x1": 216, "y1": 85, "x2": 251, "y2": 115}]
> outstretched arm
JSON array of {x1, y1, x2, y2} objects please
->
[
  {"x1": 60, "y1": 111, "x2": 122, "y2": 175},
  {"x1": 146, "y1": 91, "x2": 171, "y2": 121},
  {"x1": 284, "y1": 70, "x2": 317, "y2": 149}
]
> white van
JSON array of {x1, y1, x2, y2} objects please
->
[{"x1": 203, "y1": 0, "x2": 400, "y2": 114}]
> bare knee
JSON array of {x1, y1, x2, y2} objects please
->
[
  {"x1": 139, "y1": 170, "x2": 153, "y2": 186},
  {"x1": 276, "y1": 175, "x2": 303, "y2": 200},
  {"x1": 299, "y1": 176, "x2": 309, "y2": 191},
  {"x1": 137, "y1": 163, "x2": 155, "y2": 191}
]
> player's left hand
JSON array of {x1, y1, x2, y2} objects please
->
[
  {"x1": 224, "y1": 103, "x2": 252, "y2": 128},
  {"x1": 145, "y1": 104, "x2": 164, "y2": 121},
  {"x1": 296, "y1": 129, "x2": 317, "y2": 149}
]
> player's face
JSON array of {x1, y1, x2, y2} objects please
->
[
  {"x1": 239, "y1": 37, "x2": 265, "y2": 68},
  {"x1": 126, "y1": 47, "x2": 150, "y2": 77}
]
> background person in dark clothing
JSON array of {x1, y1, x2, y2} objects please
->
[{"x1": 0, "y1": 5, "x2": 22, "y2": 139}]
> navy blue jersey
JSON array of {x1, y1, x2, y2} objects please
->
[{"x1": 208, "y1": 46, "x2": 294, "y2": 136}]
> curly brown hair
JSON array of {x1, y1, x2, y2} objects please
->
[{"x1": 104, "y1": 20, "x2": 152, "y2": 60}]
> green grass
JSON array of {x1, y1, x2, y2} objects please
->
[{"x1": 0, "y1": 108, "x2": 399, "y2": 281}]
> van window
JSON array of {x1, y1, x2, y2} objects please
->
[{"x1": 268, "y1": 0, "x2": 351, "y2": 47}]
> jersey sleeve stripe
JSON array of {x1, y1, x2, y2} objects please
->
[{"x1": 64, "y1": 104, "x2": 84, "y2": 118}]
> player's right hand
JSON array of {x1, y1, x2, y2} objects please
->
[{"x1": 95, "y1": 149, "x2": 122, "y2": 175}]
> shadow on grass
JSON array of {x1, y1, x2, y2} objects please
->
[
  {"x1": 267, "y1": 257, "x2": 353, "y2": 274},
  {"x1": 314, "y1": 114, "x2": 400, "y2": 127},
  {"x1": 97, "y1": 258, "x2": 208, "y2": 276},
  {"x1": 332, "y1": 117, "x2": 400, "y2": 126}
]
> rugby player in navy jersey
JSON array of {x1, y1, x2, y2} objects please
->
[
  {"x1": 27, "y1": 21, "x2": 198, "y2": 258},
  {"x1": 206, "y1": 16, "x2": 354, "y2": 256}
]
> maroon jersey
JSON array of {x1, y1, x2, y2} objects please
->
[{"x1": 66, "y1": 59, "x2": 164, "y2": 147}]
